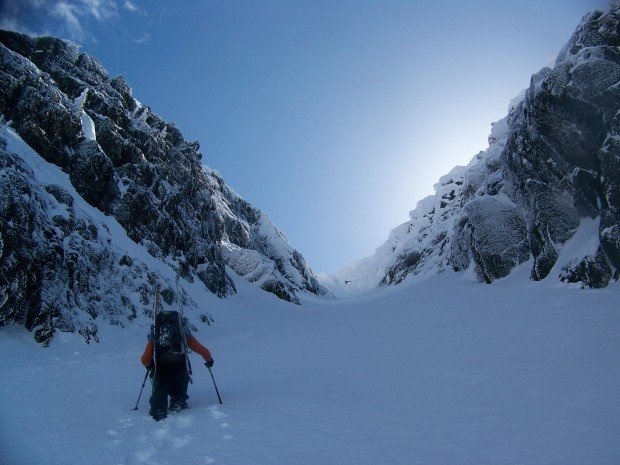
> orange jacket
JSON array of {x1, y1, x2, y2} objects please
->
[{"x1": 141, "y1": 334, "x2": 213, "y2": 367}]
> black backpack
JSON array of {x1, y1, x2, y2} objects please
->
[{"x1": 152, "y1": 310, "x2": 188, "y2": 365}]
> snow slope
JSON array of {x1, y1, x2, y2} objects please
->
[{"x1": 1, "y1": 270, "x2": 618, "y2": 465}]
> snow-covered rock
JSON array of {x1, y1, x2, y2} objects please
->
[
  {"x1": 0, "y1": 30, "x2": 328, "y2": 344},
  {"x1": 205, "y1": 168, "x2": 331, "y2": 304},
  {"x1": 328, "y1": 3, "x2": 620, "y2": 292},
  {"x1": 0, "y1": 126, "x2": 200, "y2": 345}
]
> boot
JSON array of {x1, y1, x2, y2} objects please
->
[
  {"x1": 150, "y1": 409, "x2": 167, "y2": 421},
  {"x1": 169, "y1": 399, "x2": 188, "y2": 412}
]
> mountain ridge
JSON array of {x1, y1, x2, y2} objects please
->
[{"x1": 0, "y1": 30, "x2": 330, "y2": 344}]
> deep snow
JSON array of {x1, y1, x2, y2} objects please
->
[{"x1": 1, "y1": 268, "x2": 619, "y2": 465}]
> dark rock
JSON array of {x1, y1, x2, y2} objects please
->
[
  {"x1": 560, "y1": 246, "x2": 613, "y2": 288},
  {"x1": 261, "y1": 280, "x2": 299, "y2": 305},
  {"x1": 119, "y1": 255, "x2": 133, "y2": 267},
  {"x1": 70, "y1": 140, "x2": 119, "y2": 214},
  {"x1": 464, "y1": 197, "x2": 530, "y2": 282}
]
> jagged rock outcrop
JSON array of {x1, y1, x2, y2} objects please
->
[
  {"x1": 0, "y1": 30, "x2": 329, "y2": 343},
  {"x1": 206, "y1": 170, "x2": 329, "y2": 304},
  {"x1": 329, "y1": 3, "x2": 620, "y2": 291}
]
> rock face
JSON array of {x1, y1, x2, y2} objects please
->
[
  {"x1": 0, "y1": 31, "x2": 329, "y2": 344},
  {"x1": 0, "y1": 127, "x2": 198, "y2": 346},
  {"x1": 331, "y1": 4, "x2": 620, "y2": 291}
]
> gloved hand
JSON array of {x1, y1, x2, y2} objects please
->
[{"x1": 205, "y1": 358, "x2": 214, "y2": 368}]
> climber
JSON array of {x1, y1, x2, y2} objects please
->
[{"x1": 141, "y1": 311, "x2": 214, "y2": 421}]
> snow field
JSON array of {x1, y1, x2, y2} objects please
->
[{"x1": 1, "y1": 271, "x2": 619, "y2": 465}]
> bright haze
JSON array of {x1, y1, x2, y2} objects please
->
[{"x1": 1, "y1": 0, "x2": 602, "y2": 273}]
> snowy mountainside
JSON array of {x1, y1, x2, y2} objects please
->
[
  {"x1": 0, "y1": 30, "x2": 329, "y2": 344},
  {"x1": 326, "y1": 3, "x2": 620, "y2": 294},
  {"x1": 0, "y1": 125, "x2": 200, "y2": 345}
]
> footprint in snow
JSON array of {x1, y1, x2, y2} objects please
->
[
  {"x1": 124, "y1": 445, "x2": 158, "y2": 465},
  {"x1": 103, "y1": 428, "x2": 124, "y2": 449},
  {"x1": 118, "y1": 417, "x2": 134, "y2": 428},
  {"x1": 149, "y1": 425, "x2": 169, "y2": 441},
  {"x1": 169, "y1": 413, "x2": 193, "y2": 429},
  {"x1": 207, "y1": 405, "x2": 228, "y2": 420},
  {"x1": 206, "y1": 406, "x2": 232, "y2": 440},
  {"x1": 123, "y1": 411, "x2": 195, "y2": 465},
  {"x1": 148, "y1": 415, "x2": 194, "y2": 449}
]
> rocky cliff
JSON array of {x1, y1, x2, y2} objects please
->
[
  {"x1": 329, "y1": 3, "x2": 620, "y2": 291},
  {"x1": 0, "y1": 31, "x2": 329, "y2": 344}
]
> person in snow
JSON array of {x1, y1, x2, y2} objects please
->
[{"x1": 141, "y1": 319, "x2": 214, "y2": 421}]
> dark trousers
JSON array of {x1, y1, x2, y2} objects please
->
[{"x1": 149, "y1": 361, "x2": 189, "y2": 417}]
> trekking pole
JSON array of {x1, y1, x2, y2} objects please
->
[
  {"x1": 132, "y1": 369, "x2": 151, "y2": 410},
  {"x1": 207, "y1": 366, "x2": 223, "y2": 404}
]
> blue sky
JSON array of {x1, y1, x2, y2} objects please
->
[{"x1": 1, "y1": 0, "x2": 602, "y2": 273}]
